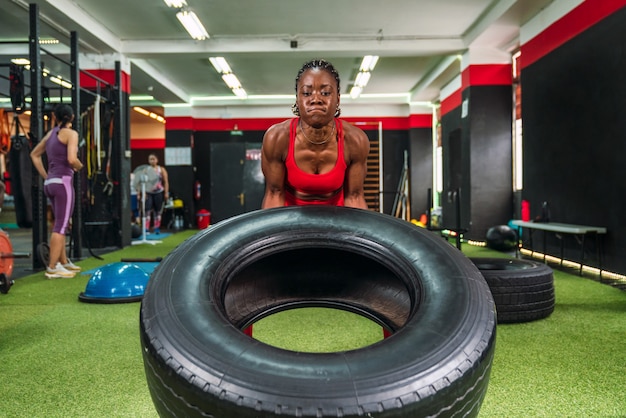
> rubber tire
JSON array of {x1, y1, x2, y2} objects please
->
[
  {"x1": 469, "y1": 257, "x2": 555, "y2": 324},
  {"x1": 140, "y1": 206, "x2": 496, "y2": 418}
]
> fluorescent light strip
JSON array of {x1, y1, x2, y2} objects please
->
[
  {"x1": 221, "y1": 73, "x2": 241, "y2": 89},
  {"x1": 351, "y1": 56, "x2": 379, "y2": 99},
  {"x1": 209, "y1": 57, "x2": 231, "y2": 74},
  {"x1": 354, "y1": 71, "x2": 371, "y2": 87},
  {"x1": 49, "y1": 76, "x2": 72, "y2": 89},
  {"x1": 133, "y1": 106, "x2": 165, "y2": 123},
  {"x1": 359, "y1": 55, "x2": 379, "y2": 72},
  {"x1": 129, "y1": 95, "x2": 155, "y2": 101},
  {"x1": 209, "y1": 56, "x2": 247, "y2": 99},
  {"x1": 349, "y1": 86, "x2": 363, "y2": 99},
  {"x1": 176, "y1": 10, "x2": 209, "y2": 40},
  {"x1": 163, "y1": 0, "x2": 187, "y2": 7}
]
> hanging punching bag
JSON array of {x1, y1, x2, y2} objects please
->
[{"x1": 9, "y1": 134, "x2": 33, "y2": 228}]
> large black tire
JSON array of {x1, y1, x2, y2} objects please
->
[
  {"x1": 470, "y1": 257, "x2": 555, "y2": 324},
  {"x1": 140, "y1": 207, "x2": 496, "y2": 417}
]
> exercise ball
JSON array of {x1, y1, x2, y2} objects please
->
[
  {"x1": 78, "y1": 262, "x2": 150, "y2": 303},
  {"x1": 485, "y1": 225, "x2": 518, "y2": 252}
]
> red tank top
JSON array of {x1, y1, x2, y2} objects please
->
[{"x1": 284, "y1": 118, "x2": 347, "y2": 206}]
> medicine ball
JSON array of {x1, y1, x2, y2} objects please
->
[{"x1": 485, "y1": 225, "x2": 518, "y2": 252}]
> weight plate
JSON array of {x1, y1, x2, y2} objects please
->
[
  {"x1": 37, "y1": 242, "x2": 50, "y2": 267},
  {"x1": 0, "y1": 231, "x2": 14, "y2": 277}
]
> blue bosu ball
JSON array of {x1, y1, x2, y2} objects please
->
[{"x1": 79, "y1": 262, "x2": 150, "y2": 303}]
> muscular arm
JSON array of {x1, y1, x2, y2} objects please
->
[
  {"x1": 30, "y1": 136, "x2": 49, "y2": 180},
  {"x1": 261, "y1": 122, "x2": 289, "y2": 208},
  {"x1": 342, "y1": 122, "x2": 370, "y2": 209},
  {"x1": 65, "y1": 130, "x2": 83, "y2": 171}
]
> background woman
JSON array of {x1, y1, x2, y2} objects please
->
[
  {"x1": 30, "y1": 104, "x2": 83, "y2": 278},
  {"x1": 142, "y1": 153, "x2": 169, "y2": 234}
]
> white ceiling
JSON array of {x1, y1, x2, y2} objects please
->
[{"x1": 0, "y1": 0, "x2": 555, "y2": 108}]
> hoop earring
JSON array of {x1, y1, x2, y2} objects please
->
[
  {"x1": 291, "y1": 103, "x2": 300, "y2": 116},
  {"x1": 334, "y1": 105, "x2": 341, "y2": 118}
]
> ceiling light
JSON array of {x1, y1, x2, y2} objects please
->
[
  {"x1": 349, "y1": 86, "x2": 363, "y2": 99},
  {"x1": 49, "y1": 76, "x2": 72, "y2": 89},
  {"x1": 221, "y1": 73, "x2": 241, "y2": 89},
  {"x1": 176, "y1": 10, "x2": 209, "y2": 40},
  {"x1": 209, "y1": 56, "x2": 247, "y2": 99},
  {"x1": 133, "y1": 106, "x2": 150, "y2": 116},
  {"x1": 359, "y1": 55, "x2": 379, "y2": 72},
  {"x1": 11, "y1": 58, "x2": 30, "y2": 65},
  {"x1": 232, "y1": 88, "x2": 247, "y2": 99},
  {"x1": 39, "y1": 38, "x2": 59, "y2": 45},
  {"x1": 351, "y1": 56, "x2": 379, "y2": 99},
  {"x1": 129, "y1": 95, "x2": 155, "y2": 101},
  {"x1": 354, "y1": 71, "x2": 371, "y2": 88},
  {"x1": 133, "y1": 106, "x2": 166, "y2": 123},
  {"x1": 209, "y1": 57, "x2": 231, "y2": 74},
  {"x1": 163, "y1": 0, "x2": 187, "y2": 8}
]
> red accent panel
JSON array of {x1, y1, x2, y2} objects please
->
[
  {"x1": 440, "y1": 89, "x2": 462, "y2": 116},
  {"x1": 462, "y1": 65, "x2": 512, "y2": 88},
  {"x1": 192, "y1": 118, "x2": 284, "y2": 131},
  {"x1": 168, "y1": 117, "x2": 414, "y2": 132},
  {"x1": 408, "y1": 114, "x2": 432, "y2": 129},
  {"x1": 80, "y1": 69, "x2": 130, "y2": 93},
  {"x1": 344, "y1": 117, "x2": 408, "y2": 130},
  {"x1": 521, "y1": 1, "x2": 626, "y2": 69},
  {"x1": 131, "y1": 139, "x2": 165, "y2": 149},
  {"x1": 166, "y1": 117, "x2": 194, "y2": 131}
]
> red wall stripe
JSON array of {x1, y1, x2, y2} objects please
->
[
  {"x1": 80, "y1": 69, "x2": 131, "y2": 93},
  {"x1": 440, "y1": 88, "x2": 462, "y2": 116},
  {"x1": 462, "y1": 64, "x2": 512, "y2": 88},
  {"x1": 521, "y1": 1, "x2": 626, "y2": 69},
  {"x1": 166, "y1": 116, "x2": 419, "y2": 132},
  {"x1": 408, "y1": 114, "x2": 432, "y2": 129},
  {"x1": 131, "y1": 138, "x2": 165, "y2": 149},
  {"x1": 166, "y1": 116, "x2": 194, "y2": 131},
  {"x1": 192, "y1": 118, "x2": 283, "y2": 131},
  {"x1": 345, "y1": 117, "x2": 408, "y2": 130}
]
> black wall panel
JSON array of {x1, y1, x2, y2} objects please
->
[
  {"x1": 441, "y1": 106, "x2": 465, "y2": 230},
  {"x1": 439, "y1": 85, "x2": 513, "y2": 240},
  {"x1": 467, "y1": 85, "x2": 514, "y2": 239},
  {"x1": 381, "y1": 130, "x2": 410, "y2": 215},
  {"x1": 521, "y1": 7, "x2": 626, "y2": 272},
  {"x1": 409, "y1": 127, "x2": 433, "y2": 218}
]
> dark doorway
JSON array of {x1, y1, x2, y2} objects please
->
[
  {"x1": 443, "y1": 128, "x2": 464, "y2": 230},
  {"x1": 210, "y1": 143, "x2": 264, "y2": 223}
]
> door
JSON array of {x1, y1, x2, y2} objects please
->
[
  {"x1": 442, "y1": 128, "x2": 465, "y2": 230},
  {"x1": 243, "y1": 144, "x2": 264, "y2": 212},
  {"x1": 210, "y1": 142, "x2": 264, "y2": 223}
]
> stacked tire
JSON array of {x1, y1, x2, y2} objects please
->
[
  {"x1": 140, "y1": 207, "x2": 497, "y2": 417},
  {"x1": 470, "y1": 257, "x2": 555, "y2": 324}
]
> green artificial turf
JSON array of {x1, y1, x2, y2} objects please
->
[{"x1": 1, "y1": 230, "x2": 625, "y2": 417}]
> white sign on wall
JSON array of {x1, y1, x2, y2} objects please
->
[{"x1": 165, "y1": 147, "x2": 192, "y2": 166}]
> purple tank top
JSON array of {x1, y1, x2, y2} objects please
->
[{"x1": 45, "y1": 127, "x2": 74, "y2": 178}]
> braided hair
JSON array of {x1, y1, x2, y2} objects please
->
[
  {"x1": 53, "y1": 104, "x2": 74, "y2": 127},
  {"x1": 292, "y1": 59, "x2": 342, "y2": 117},
  {"x1": 294, "y1": 59, "x2": 341, "y2": 93}
]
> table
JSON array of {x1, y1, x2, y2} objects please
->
[{"x1": 510, "y1": 220, "x2": 607, "y2": 276}]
